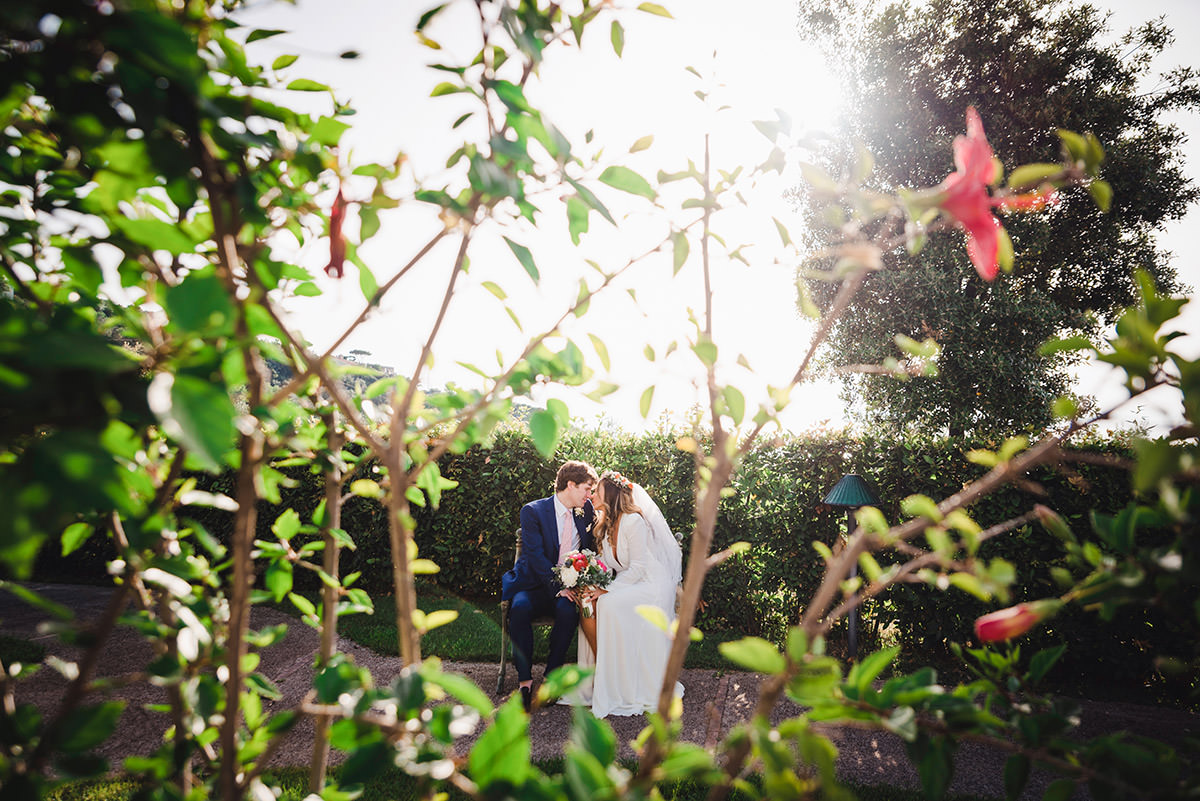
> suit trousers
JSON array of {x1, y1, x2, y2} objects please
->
[{"x1": 508, "y1": 585, "x2": 579, "y2": 682}]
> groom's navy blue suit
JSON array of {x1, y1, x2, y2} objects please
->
[{"x1": 501, "y1": 495, "x2": 594, "y2": 682}]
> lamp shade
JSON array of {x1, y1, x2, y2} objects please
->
[{"x1": 821, "y1": 474, "x2": 880, "y2": 508}]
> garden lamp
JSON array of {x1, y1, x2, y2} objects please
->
[{"x1": 821, "y1": 474, "x2": 881, "y2": 661}]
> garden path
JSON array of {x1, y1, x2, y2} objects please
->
[{"x1": 3, "y1": 583, "x2": 1196, "y2": 799}]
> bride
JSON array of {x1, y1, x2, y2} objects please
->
[{"x1": 576, "y1": 470, "x2": 684, "y2": 717}]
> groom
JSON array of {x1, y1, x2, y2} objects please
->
[{"x1": 501, "y1": 460, "x2": 597, "y2": 712}]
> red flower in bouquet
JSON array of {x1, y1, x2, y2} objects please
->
[{"x1": 552, "y1": 549, "x2": 613, "y2": 619}]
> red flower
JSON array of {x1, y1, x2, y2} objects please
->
[
  {"x1": 973, "y1": 600, "x2": 1061, "y2": 642},
  {"x1": 996, "y1": 186, "x2": 1060, "y2": 213},
  {"x1": 573, "y1": 555, "x2": 587, "y2": 570},
  {"x1": 324, "y1": 187, "x2": 348, "y2": 279},
  {"x1": 936, "y1": 108, "x2": 1059, "y2": 282}
]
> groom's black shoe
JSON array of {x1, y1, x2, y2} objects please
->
[{"x1": 519, "y1": 685, "x2": 532, "y2": 712}]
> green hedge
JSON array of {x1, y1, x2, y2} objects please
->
[
  {"x1": 403, "y1": 426, "x2": 1156, "y2": 691},
  {"x1": 38, "y1": 423, "x2": 1168, "y2": 695}
]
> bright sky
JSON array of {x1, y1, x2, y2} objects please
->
[{"x1": 233, "y1": 0, "x2": 1200, "y2": 436}]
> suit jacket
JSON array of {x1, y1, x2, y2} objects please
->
[{"x1": 501, "y1": 496, "x2": 594, "y2": 601}]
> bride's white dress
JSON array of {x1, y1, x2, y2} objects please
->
[{"x1": 577, "y1": 511, "x2": 684, "y2": 717}]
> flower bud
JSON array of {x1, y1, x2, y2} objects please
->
[{"x1": 973, "y1": 599, "x2": 1062, "y2": 642}]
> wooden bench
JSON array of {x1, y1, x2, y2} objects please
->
[{"x1": 496, "y1": 528, "x2": 555, "y2": 694}]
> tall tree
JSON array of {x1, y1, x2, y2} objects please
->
[{"x1": 796, "y1": 0, "x2": 1200, "y2": 436}]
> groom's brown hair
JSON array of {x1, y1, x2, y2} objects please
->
[{"x1": 555, "y1": 460, "x2": 598, "y2": 492}]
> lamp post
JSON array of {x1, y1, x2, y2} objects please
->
[{"x1": 821, "y1": 473, "x2": 881, "y2": 661}]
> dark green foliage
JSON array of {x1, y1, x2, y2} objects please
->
[
  {"x1": 796, "y1": 0, "x2": 1200, "y2": 436},
  {"x1": 0, "y1": 634, "x2": 46, "y2": 666},
  {"x1": 44, "y1": 767, "x2": 1001, "y2": 801}
]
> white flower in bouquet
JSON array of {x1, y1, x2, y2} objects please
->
[{"x1": 560, "y1": 565, "x2": 579, "y2": 588}]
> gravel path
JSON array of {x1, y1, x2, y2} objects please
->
[{"x1": 3, "y1": 583, "x2": 1197, "y2": 798}]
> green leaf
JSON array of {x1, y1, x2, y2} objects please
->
[
  {"x1": 570, "y1": 705, "x2": 616, "y2": 766},
  {"x1": 60, "y1": 522, "x2": 94, "y2": 557},
  {"x1": 59, "y1": 702, "x2": 124, "y2": 753},
  {"x1": 639, "y1": 386, "x2": 654, "y2": 418},
  {"x1": 772, "y1": 217, "x2": 792, "y2": 247},
  {"x1": 785, "y1": 627, "x2": 808, "y2": 662},
  {"x1": 566, "y1": 195, "x2": 589, "y2": 245},
  {"x1": 588, "y1": 334, "x2": 611, "y2": 371},
  {"x1": 1042, "y1": 779, "x2": 1076, "y2": 801},
  {"x1": 502, "y1": 237, "x2": 540, "y2": 282},
  {"x1": 417, "y1": 3, "x2": 448, "y2": 31},
  {"x1": 693, "y1": 339, "x2": 718, "y2": 367},
  {"x1": 423, "y1": 609, "x2": 458, "y2": 631},
  {"x1": 610, "y1": 20, "x2": 625, "y2": 57},
  {"x1": 718, "y1": 637, "x2": 785, "y2": 674},
  {"x1": 272, "y1": 508, "x2": 302, "y2": 541},
  {"x1": 529, "y1": 410, "x2": 560, "y2": 458},
  {"x1": 489, "y1": 79, "x2": 532, "y2": 112},
  {"x1": 247, "y1": 29, "x2": 287, "y2": 43},
  {"x1": 271, "y1": 54, "x2": 298, "y2": 70},
  {"x1": 287, "y1": 78, "x2": 329, "y2": 92},
  {"x1": 1007, "y1": 163, "x2": 1061, "y2": 189},
  {"x1": 847, "y1": 646, "x2": 899, "y2": 693},
  {"x1": 659, "y1": 743, "x2": 715, "y2": 779},
  {"x1": 907, "y1": 735, "x2": 954, "y2": 801},
  {"x1": 947, "y1": 572, "x2": 990, "y2": 600},
  {"x1": 901, "y1": 494, "x2": 942, "y2": 523},
  {"x1": 1089, "y1": 179, "x2": 1112, "y2": 212},
  {"x1": 310, "y1": 116, "x2": 350, "y2": 146},
  {"x1": 468, "y1": 696, "x2": 530, "y2": 788},
  {"x1": 630, "y1": 134, "x2": 654, "y2": 153},
  {"x1": 1027, "y1": 644, "x2": 1066, "y2": 684},
  {"x1": 638, "y1": 2, "x2": 673, "y2": 17},
  {"x1": 598, "y1": 166, "x2": 656, "y2": 200},
  {"x1": 1039, "y1": 335, "x2": 1092, "y2": 356},
  {"x1": 245, "y1": 672, "x2": 282, "y2": 700},
  {"x1": 288, "y1": 592, "x2": 316, "y2": 619},
  {"x1": 721, "y1": 386, "x2": 745, "y2": 425},
  {"x1": 672, "y1": 231, "x2": 689, "y2": 275},
  {"x1": 148, "y1": 373, "x2": 237, "y2": 472},
  {"x1": 265, "y1": 559, "x2": 293, "y2": 602},
  {"x1": 164, "y1": 268, "x2": 234, "y2": 333},
  {"x1": 422, "y1": 667, "x2": 494, "y2": 715},
  {"x1": 566, "y1": 178, "x2": 615, "y2": 225},
  {"x1": 786, "y1": 656, "x2": 841, "y2": 702}
]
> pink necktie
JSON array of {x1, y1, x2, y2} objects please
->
[{"x1": 557, "y1": 509, "x2": 574, "y2": 565}]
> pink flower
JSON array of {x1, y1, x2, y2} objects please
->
[
  {"x1": 597, "y1": 561, "x2": 606, "y2": 571},
  {"x1": 973, "y1": 600, "x2": 1061, "y2": 642},
  {"x1": 936, "y1": 108, "x2": 1059, "y2": 281},
  {"x1": 324, "y1": 187, "x2": 347, "y2": 279}
]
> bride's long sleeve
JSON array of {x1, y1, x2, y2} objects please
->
[{"x1": 609, "y1": 514, "x2": 654, "y2": 587}]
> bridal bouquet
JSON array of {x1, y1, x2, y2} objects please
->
[{"x1": 552, "y1": 549, "x2": 612, "y2": 618}]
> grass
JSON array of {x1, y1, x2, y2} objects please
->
[
  {"x1": 332, "y1": 582, "x2": 745, "y2": 670},
  {"x1": 47, "y1": 765, "x2": 997, "y2": 801}
]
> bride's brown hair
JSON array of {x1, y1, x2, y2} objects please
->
[{"x1": 592, "y1": 471, "x2": 641, "y2": 559}]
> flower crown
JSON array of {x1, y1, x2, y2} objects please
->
[{"x1": 601, "y1": 470, "x2": 633, "y2": 491}]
